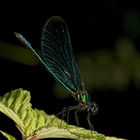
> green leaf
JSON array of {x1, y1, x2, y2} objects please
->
[
  {"x1": 106, "y1": 137, "x2": 127, "y2": 140},
  {"x1": 0, "y1": 89, "x2": 31, "y2": 134},
  {"x1": 25, "y1": 114, "x2": 104, "y2": 140},
  {"x1": 0, "y1": 89, "x2": 127, "y2": 140},
  {"x1": 0, "y1": 130, "x2": 16, "y2": 140}
]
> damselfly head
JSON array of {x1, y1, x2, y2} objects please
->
[{"x1": 89, "y1": 102, "x2": 98, "y2": 115}]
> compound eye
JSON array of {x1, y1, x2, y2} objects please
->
[{"x1": 91, "y1": 103, "x2": 98, "y2": 115}]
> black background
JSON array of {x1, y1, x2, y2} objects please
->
[{"x1": 0, "y1": 1, "x2": 140, "y2": 140}]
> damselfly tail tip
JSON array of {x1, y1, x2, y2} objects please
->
[
  {"x1": 14, "y1": 32, "x2": 32, "y2": 48},
  {"x1": 14, "y1": 32, "x2": 20, "y2": 39}
]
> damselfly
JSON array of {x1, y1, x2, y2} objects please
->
[{"x1": 15, "y1": 16, "x2": 98, "y2": 129}]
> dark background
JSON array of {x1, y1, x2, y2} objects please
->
[{"x1": 0, "y1": 1, "x2": 140, "y2": 140}]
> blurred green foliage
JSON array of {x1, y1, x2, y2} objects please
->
[
  {"x1": 78, "y1": 36, "x2": 139, "y2": 91},
  {"x1": 0, "y1": 42, "x2": 38, "y2": 65}
]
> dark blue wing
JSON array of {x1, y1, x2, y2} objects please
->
[{"x1": 41, "y1": 16, "x2": 85, "y2": 94}]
